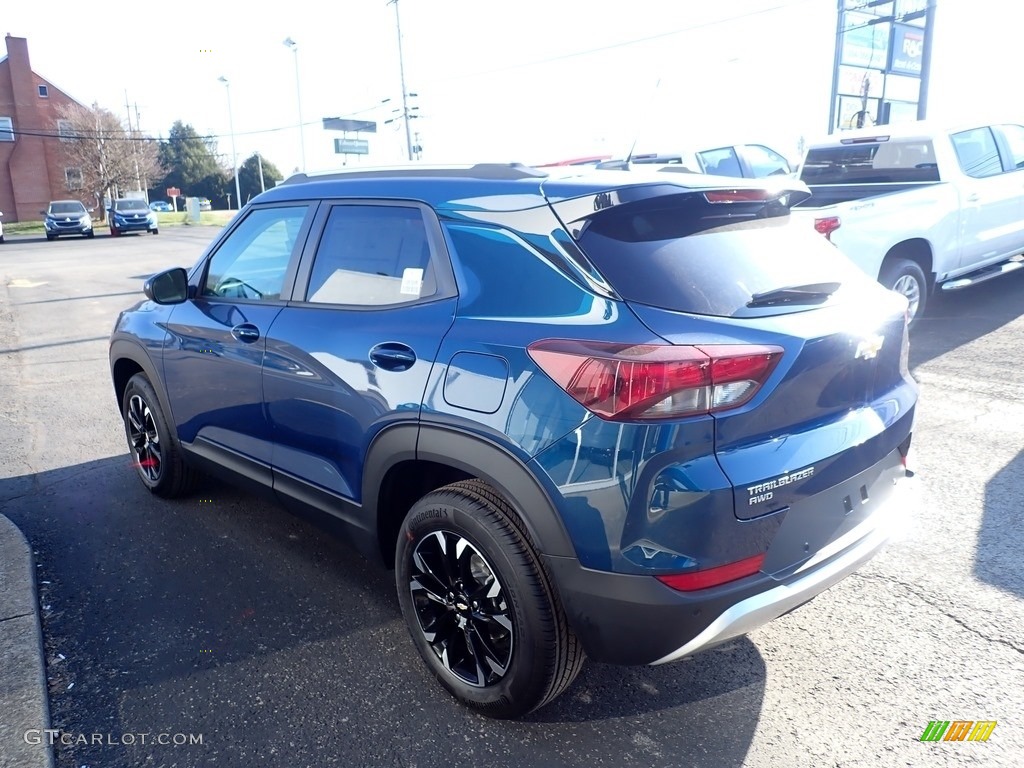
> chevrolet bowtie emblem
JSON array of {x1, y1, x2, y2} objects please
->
[{"x1": 855, "y1": 334, "x2": 885, "y2": 360}]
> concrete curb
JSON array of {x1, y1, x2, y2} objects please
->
[{"x1": 0, "y1": 514, "x2": 55, "y2": 768}]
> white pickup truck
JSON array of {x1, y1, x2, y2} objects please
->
[{"x1": 792, "y1": 121, "x2": 1024, "y2": 323}]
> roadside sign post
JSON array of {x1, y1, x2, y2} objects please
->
[{"x1": 166, "y1": 187, "x2": 181, "y2": 212}]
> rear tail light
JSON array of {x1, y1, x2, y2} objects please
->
[
  {"x1": 527, "y1": 340, "x2": 783, "y2": 421},
  {"x1": 656, "y1": 553, "x2": 766, "y2": 591},
  {"x1": 814, "y1": 216, "x2": 841, "y2": 241}
]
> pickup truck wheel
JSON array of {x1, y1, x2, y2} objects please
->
[
  {"x1": 880, "y1": 258, "x2": 926, "y2": 325},
  {"x1": 396, "y1": 480, "x2": 584, "y2": 719}
]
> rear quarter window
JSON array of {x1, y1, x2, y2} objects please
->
[{"x1": 445, "y1": 224, "x2": 591, "y2": 318}]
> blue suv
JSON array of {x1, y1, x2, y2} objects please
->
[
  {"x1": 109, "y1": 197, "x2": 159, "y2": 236},
  {"x1": 109, "y1": 164, "x2": 917, "y2": 718}
]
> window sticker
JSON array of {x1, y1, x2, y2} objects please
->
[{"x1": 400, "y1": 267, "x2": 424, "y2": 295}]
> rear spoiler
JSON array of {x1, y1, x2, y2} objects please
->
[{"x1": 548, "y1": 180, "x2": 812, "y2": 239}]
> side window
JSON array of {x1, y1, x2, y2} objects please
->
[
  {"x1": 997, "y1": 124, "x2": 1024, "y2": 170},
  {"x1": 697, "y1": 147, "x2": 743, "y2": 177},
  {"x1": 445, "y1": 224, "x2": 588, "y2": 317},
  {"x1": 744, "y1": 144, "x2": 791, "y2": 177},
  {"x1": 203, "y1": 206, "x2": 308, "y2": 301},
  {"x1": 305, "y1": 205, "x2": 436, "y2": 306},
  {"x1": 951, "y1": 127, "x2": 1003, "y2": 178}
]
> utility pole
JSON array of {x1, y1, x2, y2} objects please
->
[
  {"x1": 124, "y1": 90, "x2": 142, "y2": 193},
  {"x1": 917, "y1": 1, "x2": 937, "y2": 119},
  {"x1": 389, "y1": 0, "x2": 415, "y2": 161},
  {"x1": 827, "y1": 0, "x2": 844, "y2": 134},
  {"x1": 256, "y1": 151, "x2": 266, "y2": 193}
]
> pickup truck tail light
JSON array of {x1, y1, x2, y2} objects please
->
[
  {"x1": 814, "y1": 216, "x2": 841, "y2": 241},
  {"x1": 527, "y1": 340, "x2": 783, "y2": 421}
]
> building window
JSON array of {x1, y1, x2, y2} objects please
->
[
  {"x1": 38, "y1": 85, "x2": 49, "y2": 98},
  {"x1": 65, "y1": 168, "x2": 83, "y2": 190},
  {"x1": 57, "y1": 120, "x2": 74, "y2": 142},
  {"x1": 0, "y1": 117, "x2": 13, "y2": 142}
]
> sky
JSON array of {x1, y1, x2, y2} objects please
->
[{"x1": 2, "y1": 0, "x2": 1020, "y2": 181}]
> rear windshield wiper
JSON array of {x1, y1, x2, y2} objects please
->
[{"x1": 747, "y1": 281, "x2": 841, "y2": 308}]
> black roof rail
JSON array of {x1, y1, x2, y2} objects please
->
[{"x1": 281, "y1": 163, "x2": 547, "y2": 185}]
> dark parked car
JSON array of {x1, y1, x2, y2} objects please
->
[
  {"x1": 109, "y1": 198, "x2": 159, "y2": 236},
  {"x1": 109, "y1": 163, "x2": 918, "y2": 718},
  {"x1": 42, "y1": 200, "x2": 94, "y2": 240}
]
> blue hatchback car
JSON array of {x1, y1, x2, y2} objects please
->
[{"x1": 109, "y1": 163, "x2": 917, "y2": 718}]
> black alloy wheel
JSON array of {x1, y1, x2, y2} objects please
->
[
  {"x1": 409, "y1": 529, "x2": 514, "y2": 687},
  {"x1": 396, "y1": 480, "x2": 584, "y2": 718},
  {"x1": 121, "y1": 373, "x2": 198, "y2": 498},
  {"x1": 126, "y1": 392, "x2": 162, "y2": 484}
]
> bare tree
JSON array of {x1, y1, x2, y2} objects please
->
[{"x1": 55, "y1": 103, "x2": 162, "y2": 221}]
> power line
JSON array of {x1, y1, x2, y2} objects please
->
[
  {"x1": 10, "y1": 104, "x2": 387, "y2": 144},
  {"x1": 424, "y1": 0, "x2": 819, "y2": 84}
]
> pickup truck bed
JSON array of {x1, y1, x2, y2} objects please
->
[{"x1": 793, "y1": 121, "x2": 1024, "y2": 325}]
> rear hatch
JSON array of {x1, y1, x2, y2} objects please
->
[{"x1": 550, "y1": 180, "x2": 917, "y2": 571}]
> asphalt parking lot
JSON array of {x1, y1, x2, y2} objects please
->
[{"x1": 1, "y1": 228, "x2": 1022, "y2": 768}]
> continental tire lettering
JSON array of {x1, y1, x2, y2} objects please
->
[{"x1": 410, "y1": 507, "x2": 448, "y2": 528}]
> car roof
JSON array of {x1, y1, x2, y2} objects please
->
[{"x1": 252, "y1": 163, "x2": 808, "y2": 211}]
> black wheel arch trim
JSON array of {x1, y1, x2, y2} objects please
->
[
  {"x1": 109, "y1": 337, "x2": 175, "y2": 426},
  {"x1": 396, "y1": 423, "x2": 577, "y2": 559}
]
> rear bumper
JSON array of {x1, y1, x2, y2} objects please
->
[{"x1": 545, "y1": 470, "x2": 917, "y2": 666}]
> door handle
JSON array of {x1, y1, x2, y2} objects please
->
[
  {"x1": 231, "y1": 323, "x2": 261, "y2": 343},
  {"x1": 965, "y1": 193, "x2": 980, "y2": 203},
  {"x1": 369, "y1": 342, "x2": 417, "y2": 372}
]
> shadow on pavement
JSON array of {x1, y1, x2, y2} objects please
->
[
  {"x1": 1, "y1": 456, "x2": 765, "y2": 768},
  {"x1": 0, "y1": 336, "x2": 109, "y2": 355},
  {"x1": 15, "y1": 290, "x2": 144, "y2": 306},
  {"x1": 976, "y1": 448, "x2": 1024, "y2": 599},
  {"x1": 910, "y1": 268, "x2": 1024, "y2": 371}
]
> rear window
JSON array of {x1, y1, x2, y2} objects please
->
[
  {"x1": 574, "y1": 196, "x2": 866, "y2": 318},
  {"x1": 801, "y1": 139, "x2": 939, "y2": 184}
]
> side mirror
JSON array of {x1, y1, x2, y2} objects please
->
[{"x1": 144, "y1": 267, "x2": 189, "y2": 305}]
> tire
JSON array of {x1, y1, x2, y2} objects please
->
[
  {"x1": 86, "y1": 230, "x2": 95, "y2": 238},
  {"x1": 150, "y1": 228, "x2": 159, "y2": 235},
  {"x1": 879, "y1": 257, "x2": 927, "y2": 327},
  {"x1": 396, "y1": 479, "x2": 584, "y2": 719},
  {"x1": 121, "y1": 373, "x2": 198, "y2": 498},
  {"x1": 110, "y1": 226, "x2": 119, "y2": 237},
  {"x1": 46, "y1": 234, "x2": 55, "y2": 241}
]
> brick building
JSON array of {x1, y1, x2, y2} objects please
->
[{"x1": 0, "y1": 35, "x2": 92, "y2": 223}]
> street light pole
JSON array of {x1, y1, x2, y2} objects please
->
[
  {"x1": 389, "y1": 0, "x2": 414, "y2": 162},
  {"x1": 217, "y1": 76, "x2": 241, "y2": 212},
  {"x1": 283, "y1": 37, "x2": 307, "y2": 172}
]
